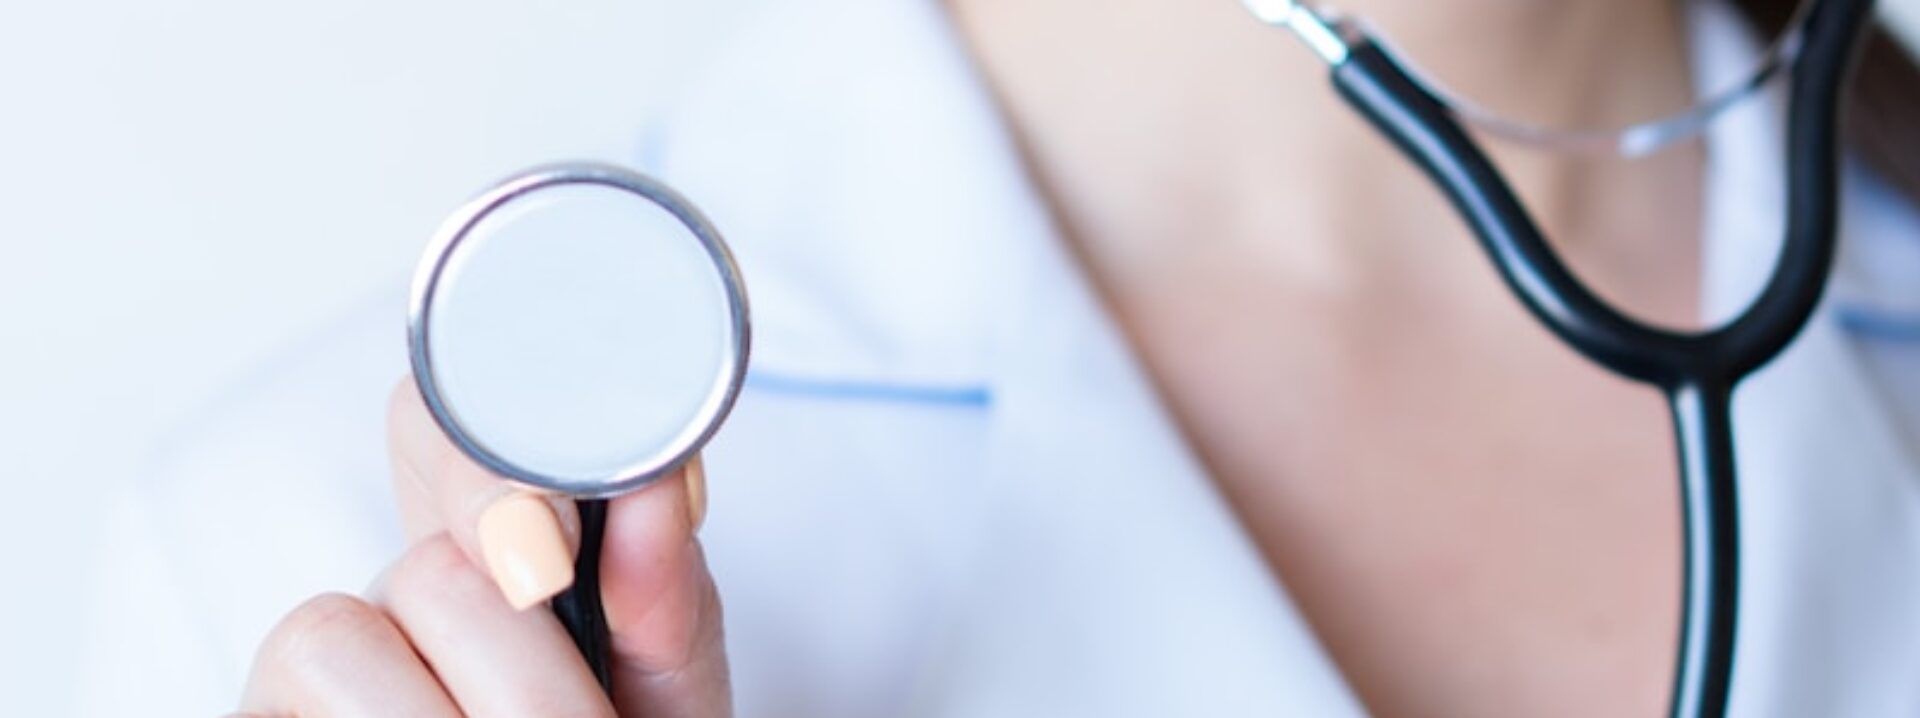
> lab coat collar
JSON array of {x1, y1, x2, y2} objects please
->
[
  {"x1": 649, "y1": 0, "x2": 1365, "y2": 712},
  {"x1": 936, "y1": 149, "x2": 1371, "y2": 715},
  {"x1": 1692, "y1": 1, "x2": 1920, "y2": 713}
]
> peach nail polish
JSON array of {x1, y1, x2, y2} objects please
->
[
  {"x1": 685, "y1": 454, "x2": 708, "y2": 531},
  {"x1": 477, "y1": 493, "x2": 575, "y2": 610}
]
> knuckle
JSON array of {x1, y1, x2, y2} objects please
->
[
  {"x1": 386, "y1": 533, "x2": 484, "y2": 599},
  {"x1": 261, "y1": 592, "x2": 391, "y2": 670}
]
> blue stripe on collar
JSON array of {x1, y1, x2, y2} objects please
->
[
  {"x1": 744, "y1": 369, "x2": 993, "y2": 407},
  {"x1": 1836, "y1": 304, "x2": 1920, "y2": 343}
]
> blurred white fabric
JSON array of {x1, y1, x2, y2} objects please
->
[{"x1": 0, "y1": 0, "x2": 761, "y2": 712}]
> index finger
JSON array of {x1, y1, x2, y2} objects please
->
[
  {"x1": 387, "y1": 377, "x2": 730, "y2": 716},
  {"x1": 388, "y1": 379, "x2": 583, "y2": 608}
]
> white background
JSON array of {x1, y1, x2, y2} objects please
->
[{"x1": 1, "y1": 1, "x2": 1915, "y2": 714}]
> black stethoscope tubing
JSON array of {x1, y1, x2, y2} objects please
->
[{"x1": 1312, "y1": 0, "x2": 1873, "y2": 714}]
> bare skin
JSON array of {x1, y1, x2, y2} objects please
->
[{"x1": 946, "y1": 0, "x2": 1705, "y2": 715}]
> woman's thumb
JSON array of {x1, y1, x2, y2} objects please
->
[{"x1": 600, "y1": 456, "x2": 732, "y2": 717}]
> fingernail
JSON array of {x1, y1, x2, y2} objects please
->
[
  {"x1": 477, "y1": 493, "x2": 575, "y2": 610},
  {"x1": 685, "y1": 454, "x2": 707, "y2": 531}
]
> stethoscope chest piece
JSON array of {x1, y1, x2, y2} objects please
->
[{"x1": 409, "y1": 163, "x2": 750, "y2": 498}]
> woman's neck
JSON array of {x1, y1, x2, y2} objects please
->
[
  {"x1": 947, "y1": 0, "x2": 1703, "y2": 324},
  {"x1": 1332, "y1": 0, "x2": 1692, "y2": 124}
]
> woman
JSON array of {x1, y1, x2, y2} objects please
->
[{"x1": 88, "y1": 0, "x2": 1920, "y2": 715}]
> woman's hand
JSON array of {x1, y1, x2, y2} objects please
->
[{"x1": 235, "y1": 381, "x2": 731, "y2": 717}]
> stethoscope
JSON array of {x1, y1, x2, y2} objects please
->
[
  {"x1": 405, "y1": 0, "x2": 1872, "y2": 714},
  {"x1": 1237, "y1": 0, "x2": 1874, "y2": 716},
  {"x1": 409, "y1": 165, "x2": 751, "y2": 692}
]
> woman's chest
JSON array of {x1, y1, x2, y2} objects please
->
[{"x1": 1111, "y1": 275, "x2": 1687, "y2": 717}]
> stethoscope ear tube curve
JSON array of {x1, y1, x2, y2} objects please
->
[{"x1": 1314, "y1": 0, "x2": 1875, "y2": 715}]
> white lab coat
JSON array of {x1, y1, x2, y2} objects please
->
[{"x1": 81, "y1": 0, "x2": 1920, "y2": 715}]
